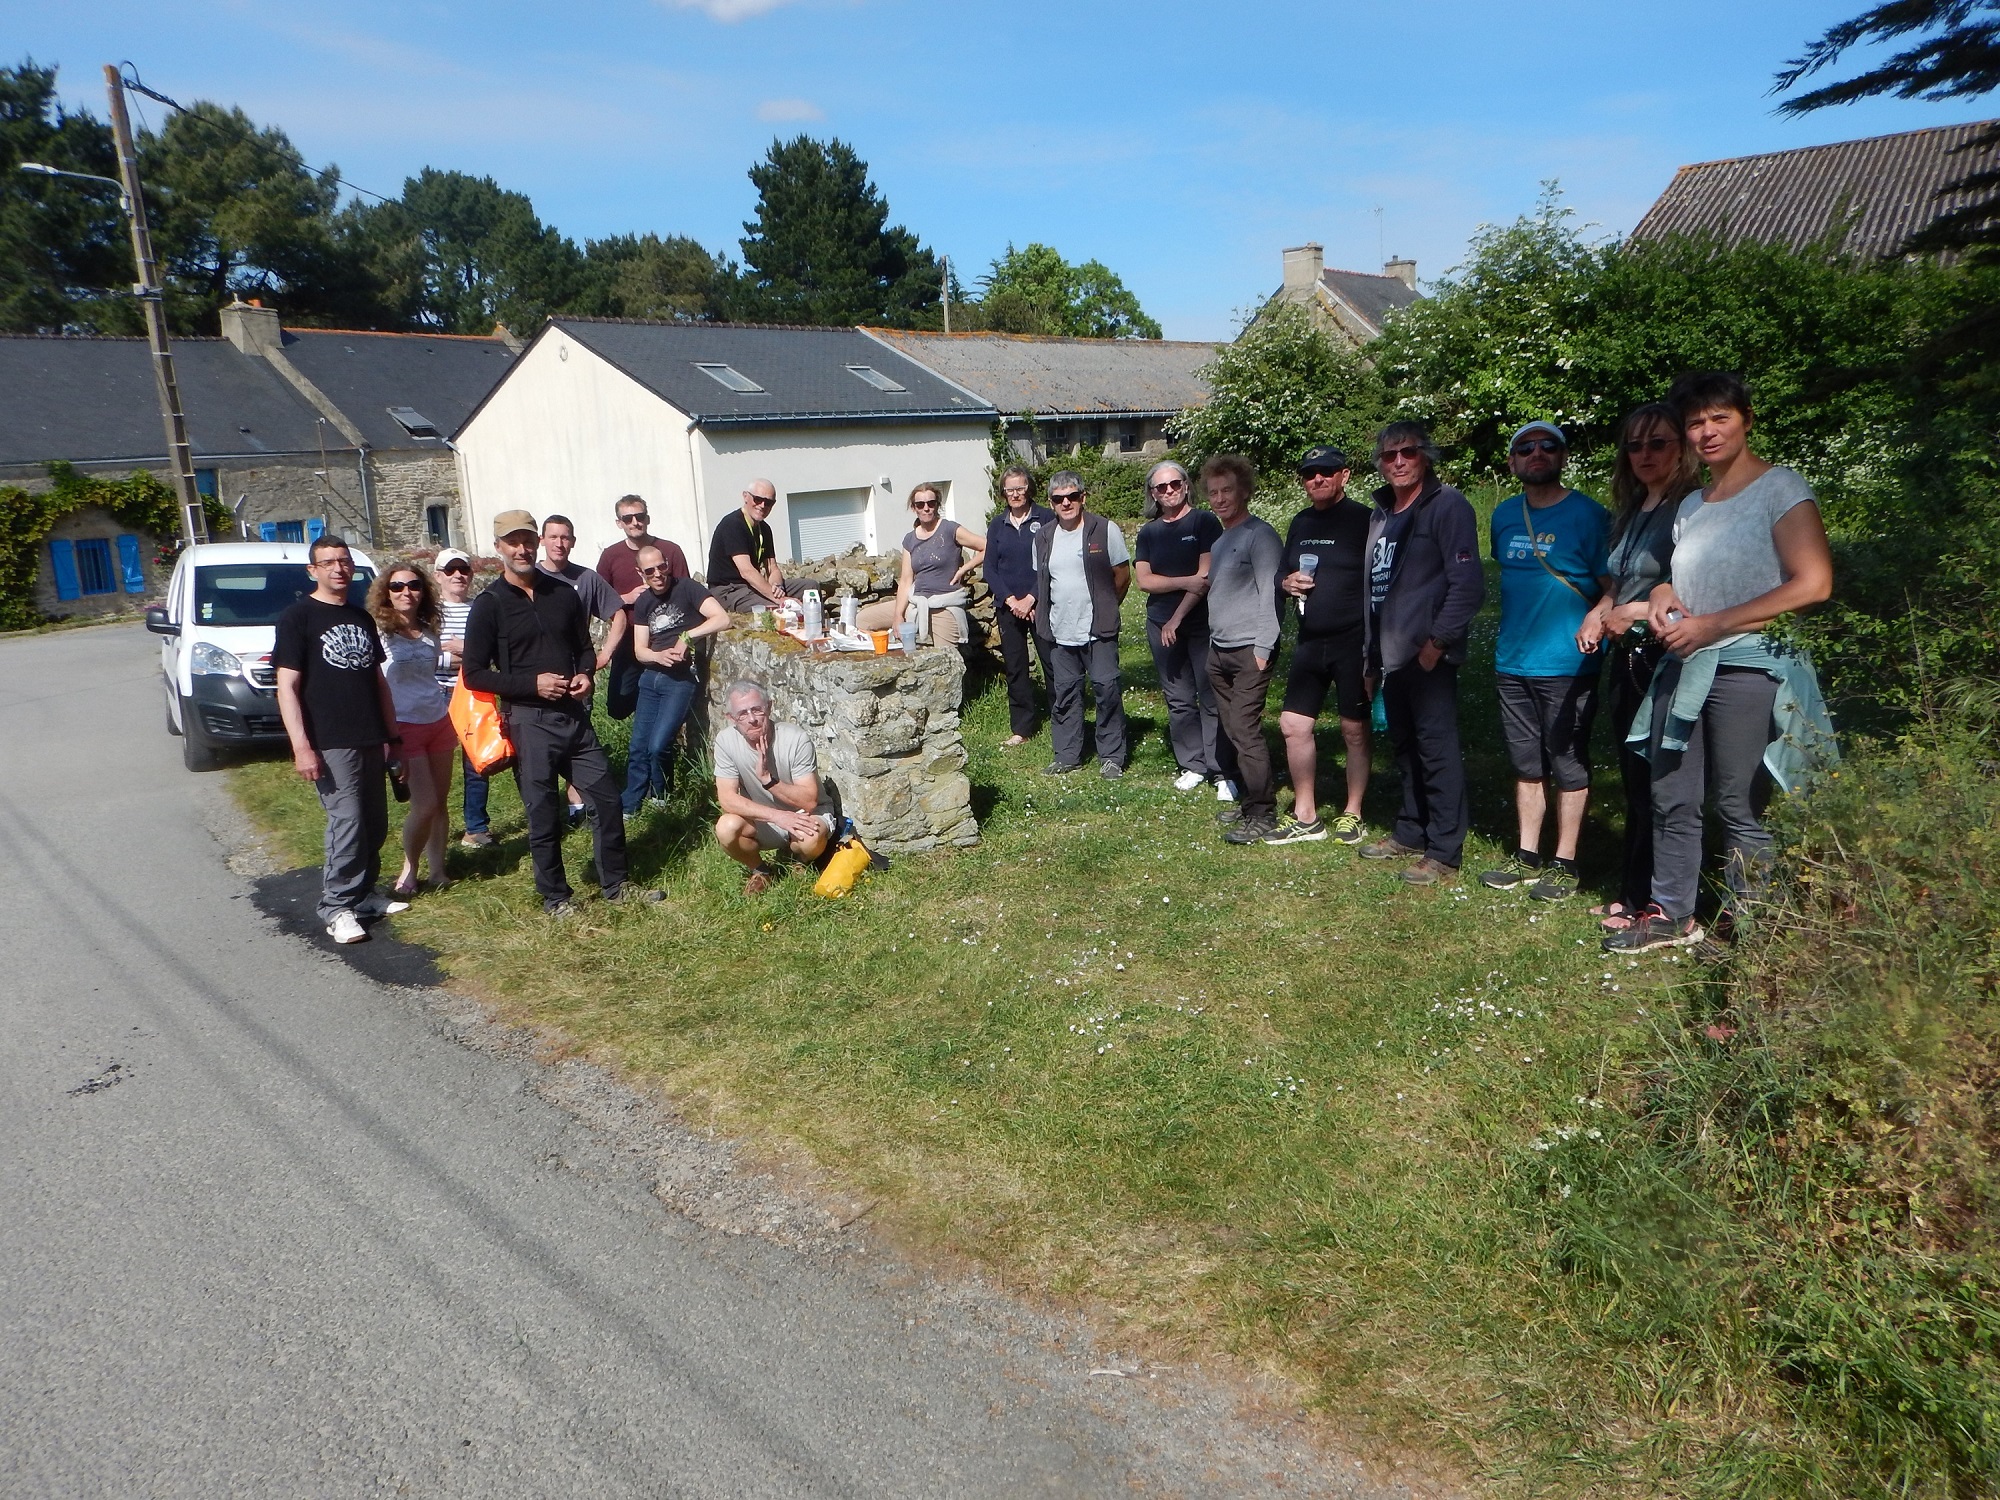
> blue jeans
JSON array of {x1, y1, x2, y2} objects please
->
[
  {"x1": 462, "y1": 751, "x2": 489, "y2": 834},
  {"x1": 623, "y1": 669, "x2": 700, "y2": 813}
]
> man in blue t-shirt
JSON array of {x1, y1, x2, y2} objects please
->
[{"x1": 1479, "y1": 421, "x2": 1612, "y2": 901}]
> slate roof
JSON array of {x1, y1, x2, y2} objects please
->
[
  {"x1": 278, "y1": 329, "x2": 518, "y2": 450},
  {"x1": 1316, "y1": 268, "x2": 1421, "y2": 336},
  {"x1": 1630, "y1": 120, "x2": 2000, "y2": 259},
  {"x1": 496, "y1": 320, "x2": 994, "y2": 434},
  {"x1": 860, "y1": 329, "x2": 1217, "y2": 418},
  {"x1": 0, "y1": 335, "x2": 341, "y2": 468}
]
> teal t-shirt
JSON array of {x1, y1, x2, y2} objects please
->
[{"x1": 1490, "y1": 489, "x2": 1610, "y2": 677}]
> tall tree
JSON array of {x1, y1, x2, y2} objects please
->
[
  {"x1": 732, "y1": 136, "x2": 940, "y2": 325},
  {"x1": 973, "y1": 242, "x2": 1161, "y2": 338},
  {"x1": 386, "y1": 168, "x2": 585, "y2": 335},
  {"x1": 0, "y1": 61, "x2": 128, "y2": 332},
  {"x1": 580, "y1": 232, "x2": 726, "y2": 321}
]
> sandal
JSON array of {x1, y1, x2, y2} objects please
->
[
  {"x1": 1002, "y1": 734, "x2": 1027, "y2": 747},
  {"x1": 391, "y1": 879, "x2": 420, "y2": 900},
  {"x1": 1593, "y1": 901, "x2": 1637, "y2": 932}
]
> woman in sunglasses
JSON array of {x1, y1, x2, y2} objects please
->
[
  {"x1": 1575, "y1": 403, "x2": 1700, "y2": 931},
  {"x1": 368, "y1": 561, "x2": 457, "y2": 897},
  {"x1": 856, "y1": 482, "x2": 986, "y2": 648}
]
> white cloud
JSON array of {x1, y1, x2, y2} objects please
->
[
  {"x1": 755, "y1": 98, "x2": 825, "y2": 123},
  {"x1": 660, "y1": 0, "x2": 803, "y2": 20}
]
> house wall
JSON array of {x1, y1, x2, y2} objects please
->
[
  {"x1": 30, "y1": 505, "x2": 172, "y2": 618},
  {"x1": 1007, "y1": 416, "x2": 1174, "y2": 466},
  {"x1": 0, "y1": 455, "x2": 371, "y2": 545},
  {"x1": 369, "y1": 449, "x2": 466, "y2": 557},
  {"x1": 699, "y1": 420, "x2": 996, "y2": 565},
  {"x1": 456, "y1": 330, "x2": 700, "y2": 568}
]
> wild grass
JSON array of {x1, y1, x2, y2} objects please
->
[{"x1": 229, "y1": 582, "x2": 1996, "y2": 1495}]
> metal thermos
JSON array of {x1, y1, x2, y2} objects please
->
[
  {"x1": 803, "y1": 588, "x2": 823, "y2": 639},
  {"x1": 840, "y1": 592, "x2": 858, "y2": 633}
]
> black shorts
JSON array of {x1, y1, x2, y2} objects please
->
[
  {"x1": 1495, "y1": 672, "x2": 1599, "y2": 791},
  {"x1": 1282, "y1": 628, "x2": 1369, "y2": 722}
]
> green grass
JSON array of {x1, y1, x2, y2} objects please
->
[{"x1": 229, "y1": 577, "x2": 1993, "y2": 1496}]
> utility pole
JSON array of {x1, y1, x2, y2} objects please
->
[
  {"x1": 104, "y1": 63, "x2": 206, "y2": 547},
  {"x1": 940, "y1": 254, "x2": 951, "y2": 335}
]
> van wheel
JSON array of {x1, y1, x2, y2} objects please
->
[
  {"x1": 181, "y1": 701, "x2": 223, "y2": 772},
  {"x1": 166, "y1": 681, "x2": 183, "y2": 736}
]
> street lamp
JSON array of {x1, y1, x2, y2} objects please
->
[{"x1": 18, "y1": 161, "x2": 132, "y2": 218}]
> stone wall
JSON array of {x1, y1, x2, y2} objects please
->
[
  {"x1": 792, "y1": 545, "x2": 1000, "y2": 652},
  {"x1": 370, "y1": 450, "x2": 464, "y2": 555},
  {"x1": 705, "y1": 632, "x2": 978, "y2": 854}
]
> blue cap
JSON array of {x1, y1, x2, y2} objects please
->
[{"x1": 1509, "y1": 420, "x2": 1566, "y2": 449}]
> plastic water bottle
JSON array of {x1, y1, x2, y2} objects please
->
[{"x1": 803, "y1": 588, "x2": 823, "y2": 639}]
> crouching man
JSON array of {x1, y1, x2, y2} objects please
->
[{"x1": 712, "y1": 679, "x2": 830, "y2": 894}]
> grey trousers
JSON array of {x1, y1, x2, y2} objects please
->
[
  {"x1": 1047, "y1": 638, "x2": 1126, "y2": 769},
  {"x1": 1647, "y1": 662, "x2": 1779, "y2": 921},
  {"x1": 314, "y1": 745, "x2": 387, "y2": 924},
  {"x1": 1146, "y1": 617, "x2": 1233, "y2": 781}
]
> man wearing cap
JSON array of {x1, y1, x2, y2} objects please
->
[
  {"x1": 1476, "y1": 422, "x2": 1612, "y2": 902},
  {"x1": 595, "y1": 494, "x2": 689, "y2": 720},
  {"x1": 1133, "y1": 459, "x2": 1231, "y2": 796},
  {"x1": 462, "y1": 509, "x2": 632, "y2": 914},
  {"x1": 1271, "y1": 445, "x2": 1374, "y2": 844},
  {"x1": 707, "y1": 480, "x2": 790, "y2": 614}
]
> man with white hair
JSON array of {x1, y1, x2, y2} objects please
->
[
  {"x1": 711, "y1": 679, "x2": 830, "y2": 894},
  {"x1": 707, "y1": 480, "x2": 789, "y2": 613},
  {"x1": 1133, "y1": 459, "x2": 1234, "y2": 799}
]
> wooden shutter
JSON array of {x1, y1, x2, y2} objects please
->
[
  {"x1": 116, "y1": 534, "x2": 145, "y2": 593},
  {"x1": 49, "y1": 539, "x2": 80, "y2": 601}
]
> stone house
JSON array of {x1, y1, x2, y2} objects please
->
[
  {"x1": 453, "y1": 320, "x2": 997, "y2": 570},
  {"x1": 1269, "y1": 243, "x2": 1422, "y2": 345},
  {"x1": 861, "y1": 328, "x2": 1217, "y2": 464}
]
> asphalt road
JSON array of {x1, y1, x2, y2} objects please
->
[{"x1": 0, "y1": 623, "x2": 1415, "y2": 1500}]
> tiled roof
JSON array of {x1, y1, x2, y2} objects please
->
[
  {"x1": 0, "y1": 335, "x2": 340, "y2": 468},
  {"x1": 1630, "y1": 119, "x2": 2000, "y2": 259},
  {"x1": 1318, "y1": 268, "x2": 1420, "y2": 335},
  {"x1": 861, "y1": 329, "x2": 1217, "y2": 417},
  {"x1": 278, "y1": 329, "x2": 517, "y2": 450},
  {"x1": 510, "y1": 320, "x2": 993, "y2": 431}
]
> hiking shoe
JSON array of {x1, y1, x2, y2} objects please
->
[
  {"x1": 355, "y1": 890, "x2": 411, "y2": 917},
  {"x1": 1100, "y1": 761, "x2": 1125, "y2": 780},
  {"x1": 1601, "y1": 905, "x2": 1705, "y2": 953},
  {"x1": 1224, "y1": 818, "x2": 1281, "y2": 845},
  {"x1": 325, "y1": 910, "x2": 367, "y2": 945},
  {"x1": 1327, "y1": 812, "x2": 1365, "y2": 845},
  {"x1": 1042, "y1": 760, "x2": 1083, "y2": 777},
  {"x1": 566, "y1": 804, "x2": 587, "y2": 828},
  {"x1": 743, "y1": 867, "x2": 773, "y2": 896},
  {"x1": 544, "y1": 898, "x2": 580, "y2": 917},
  {"x1": 1214, "y1": 803, "x2": 1243, "y2": 826},
  {"x1": 1214, "y1": 778, "x2": 1239, "y2": 803},
  {"x1": 1478, "y1": 855, "x2": 1542, "y2": 890},
  {"x1": 1173, "y1": 769, "x2": 1206, "y2": 792},
  {"x1": 601, "y1": 885, "x2": 665, "y2": 905},
  {"x1": 1264, "y1": 817, "x2": 1327, "y2": 845},
  {"x1": 1527, "y1": 866, "x2": 1580, "y2": 902},
  {"x1": 1400, "y1": 856, "x2": 1459, "y2": 886},
  {"x1": 460, "y1": 830, "x2": 495, "y2": 849},
  {"x1": 1359, "y1": 836, "x2": 1421, "y2": 861}
]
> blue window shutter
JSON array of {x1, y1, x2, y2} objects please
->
[
  {"x1": 116, "y1": 534, "x2": 145, "y2": 593},
  {"x1": 49, "y1": 539, "x2": 80, "y2": 601},
  {"x1": 258, "y1": 521, "x2": 278, "y2": 542},
  {"x1": 306, "y1": 518, "x2": 326, "y2": 542}
]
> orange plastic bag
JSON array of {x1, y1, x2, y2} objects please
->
[
  {"x1": 449, "y1": 675, "x2": 515, "y2": 775},
  {"x1": 812, "y1": 839, "x2": 871, "y2": 898}
]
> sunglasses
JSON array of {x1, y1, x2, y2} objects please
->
[
  {"x1": 1050, "y1": 491, "x2": 1083, "y2": 504},
  {"x1": 387, "y1": 579, "x2": 423, "y2": 592},
  {"x1": 619, "y1": 512, "x2": 649, "y2": 525},
  {"x1": 1377, "y1": 445, "x2": 1425, "y2": 464},
  {"x1": 1298, "y1": 467, "x2": 1342, "y2": 480},
  {"x1": 440, "y1": 563, "x2": 469, "y2": 575},
  {"x1": 912, "y1": 498, "x2": 940, "y2": 509},
  {"x1": 1512, "y1": 438, "x2": 1564, "y2": 456},
  {"x1": 1624, "y1": 436, "x2": 1677, "y2": 454},
  {"x1": 639, "y1": 564, "x2": 672, "y2": 576},
  {"x1": 747, "y1": 495, "x2": 775, "y2": 507},
  {"x1": 1148, "y1": 478, "x2": 1186, "y2": 494}
]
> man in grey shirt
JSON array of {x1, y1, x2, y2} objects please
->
[
  {"x1": 1200, "y1": 455, "x2": 1288, "y2": 844},
  {"x1": 712, "y1": 679, "x2": 831, "y2": 894},
  {"x1": 1032, "y1": 472, "x2": 1132, "y2": 778}
]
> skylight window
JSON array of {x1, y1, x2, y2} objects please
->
[
  {"x1": 387, "y1": 406, "x2": 441, "y2": 439},
  {"x1": 695, "y1": 363, "x2": 764, "y2": 393},
  {"x1": 845, "y1": 364, "x2": 907, "y2": 392}
]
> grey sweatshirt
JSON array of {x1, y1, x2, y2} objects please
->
[{"x1": 1206, "y1": 515, "x2": 1284, "y2": 653}]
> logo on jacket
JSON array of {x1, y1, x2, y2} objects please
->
[{"x1": 320, "y1": 622, "x2": 377, "y2": 671}]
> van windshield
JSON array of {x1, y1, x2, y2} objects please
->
[{"x1": 193, "y1": 564, "x2": 375, "y2": 626}]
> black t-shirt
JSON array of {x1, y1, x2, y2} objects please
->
[
  {"x1": 1134, "y1": 508, "x2": 1223, "y2": 626},
  {"x1": 707, "y1": 509, "x2": 775, "y2": 590},
  {"x1": 1284, "y1": 497, "x2": 1373, "y2": 638},
  {"x1": 272, "y1": 597, "x2": 387, "y2": 750},
  {"x1": 632, "y1": 577, "x2": 715, "y2": 678},
  {"x1": 1369, "y1": 503, "x2": 1418, "y2": 619}
]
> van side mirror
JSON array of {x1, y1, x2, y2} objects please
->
[{"x1": 145, "y1": 606, "x2": 179, "y2": 636}]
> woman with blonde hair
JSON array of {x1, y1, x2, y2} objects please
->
[
  {"x1": 367, "y1": 560, "x2": 456, "y2": 897},
  {"x1": 856, "y1": 482, "x2": 986, "y2": 647}
]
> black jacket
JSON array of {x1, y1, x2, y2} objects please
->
[
  {"x1": 463, "y1": 570, "x2": 594, "y2": 706},
  {"x1": 1363, "y1": 478, "x2": 1484, "y2": 674}
]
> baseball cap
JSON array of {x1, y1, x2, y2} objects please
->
[
  {"x1": 1296, "y1": 444, "x2": 1350, "y2": 474},
  {"x1": 1509, "y1": 420, "x2": 1567, "y2": 449},
  {"x1": 434, "y1": 547, "x2": 471, "y2": 571},
  {"x1": 492, "y1": 509, "x2": 538, "y2": 539}
]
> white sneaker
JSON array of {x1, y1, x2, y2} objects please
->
[
  {"x1": 1173, "y1": 769, "x2": 1206, "y2": 793},
  {"x1": 355, "y1": 891, "x2": 411, "y2": 917},
  {"x1": 1214, "y1": 778, "x2": 1239, "y2": 803},
  {"x1": 326, "y1": 910, "x2": 367, "y2": 944}
]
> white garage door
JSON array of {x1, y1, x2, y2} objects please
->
[{"x1": 787, "y1": 487, "x2": 871, "y2": 562}]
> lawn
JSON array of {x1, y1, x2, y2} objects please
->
[{"x1": 230, "y1": 571, "x2": 1796, "y2": 1495}]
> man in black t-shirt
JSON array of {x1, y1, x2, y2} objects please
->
[
  {"x1": 623, "y1": 544, "x2": 730, "y2": 815},
  {"x1": 273, "y1": 536, "x2": 410, "y2": 944},
  {"x1": 1275, "y1": 446, "x2": 1374, "y2": 844},
  {"x1": 1132, "y1": 460, "x2": 1234, "y2": 797},
  {"x1": 706, "y1": 480, "x2": 789, "y2": 613}
]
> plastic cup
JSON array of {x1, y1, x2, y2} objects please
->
[
  {"x1": 870, "y1": 629, "x2": 889, "y2": 654},
  {"x1": 899, "y1": 622, "x2": 919, "y2": 653},
  {"x1": 1299, "y1": 553, "x2": 1319, "y2": 578},
  {"x1": 751, "y1": 606, "x2": 773, "y2": 630}
]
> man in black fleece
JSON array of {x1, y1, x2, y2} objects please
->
[{"x1": 1358, "y1": 422, "x2": 1485, "y2": 883}]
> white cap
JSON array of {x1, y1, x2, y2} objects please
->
[{"x1": 434, "y1": 548, "x2": 472, "y2": 570}]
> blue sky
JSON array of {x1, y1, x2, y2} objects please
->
[{"x1": 15, "y1": 0, "x2": 1997, "y2": 339}]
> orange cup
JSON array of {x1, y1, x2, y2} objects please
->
[{"x1": 869, "y1": 629, "x2": 890, "y2": 654}]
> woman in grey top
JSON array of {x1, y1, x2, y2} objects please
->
[
  {"x1": 856, "y1": 482, "x2": 986, "y2": 646},
  {"x1": 1576, "y1": 402, "x2": 1699, "y2": 930},
  {"x1": 1605, "y1": 372, "x2": 1834, "y2": 953},
  {"x1": 368, "y1": 561, "x2": 457, "y2": 898}
]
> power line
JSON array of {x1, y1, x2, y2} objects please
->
[{"x1": 116, "y1": 61, "x2": 398, "y2": 205}]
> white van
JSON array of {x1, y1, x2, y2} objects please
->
[{"x1": 146, "y1": 541, "x2": 377, "y2": 771}]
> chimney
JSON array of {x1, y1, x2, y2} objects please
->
[
  {"x1": 1383, "y1": 257, "x2": 1417, "y2": 291},
  {"x1": 1282, "y1": 243, "x2": 1324, "y2": 295},
  {"x1": 493, "y1": 322, "x2": 525, "y2": 354},
  {"x1": 220, "y1": 297, "x2": 282, "y2": 355}
]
